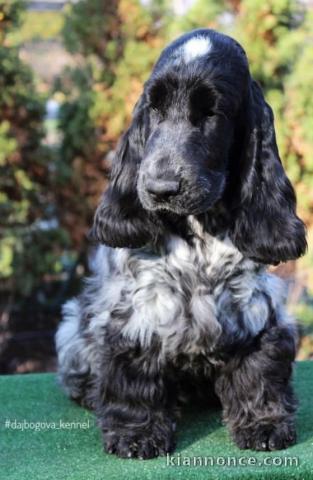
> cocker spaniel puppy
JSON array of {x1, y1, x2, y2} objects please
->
[{"x1": 56, "y1": 29, "x2": 307, "y2": 459}]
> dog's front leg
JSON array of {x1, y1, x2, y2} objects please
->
[
  {"x1": 96, "y1": 338, "x2": 176, "y2": 459},
  {"x1": 214, "y1": 325, "x2": 297, "y2": 451}
]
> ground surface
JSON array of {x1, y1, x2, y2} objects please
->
[{"x1": 0, "y1": 362, "x2": 312, "y2": 480}]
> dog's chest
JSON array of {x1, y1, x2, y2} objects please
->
[{"x1": 117, "y1": 232, "x2": 251, "y2": 357}]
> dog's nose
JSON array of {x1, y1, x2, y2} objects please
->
[{"x1": 145, "y1": 177, "x2": 180, "y2": 198}]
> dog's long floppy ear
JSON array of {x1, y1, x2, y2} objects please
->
[
  {"x1": 230, "y1": 79, "x2": 307, "y2": 265},
  {"x1": 90, "y1": 96, "x2": 159, "y2": 248}
]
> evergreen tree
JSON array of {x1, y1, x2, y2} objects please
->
[
  {"x1": 0, "y1": 1, "x2": 69, "y2": 298},
  {"x1": 232, "y1": 0, "x2": 313, "y2": 222}
]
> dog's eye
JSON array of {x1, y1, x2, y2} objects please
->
[
  {"x1": 190, "y1": 85, "x2": 216, "y2": 123},
  {"x1": 148, "y1": 82, "x2": 168, "y2": 112}
]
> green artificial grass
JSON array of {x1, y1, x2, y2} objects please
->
[{"x1": 0, "y1": 362, "x2": 313, "y2": 480}]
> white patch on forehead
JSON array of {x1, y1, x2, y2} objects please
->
[{"x1": 183, "y1": 36, "x2": 212, "y2": 63}]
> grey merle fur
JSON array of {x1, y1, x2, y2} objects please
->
[{"x1": 56, "y1": 29, "x2": 306, "y2": 459}]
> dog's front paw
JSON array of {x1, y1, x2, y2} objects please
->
[
  {"x1": 233, "y1": 422, "x2": 296, "y2": 451},
  {"x1": 103, "y1": 426, "x2": 175, "y2": 459}
]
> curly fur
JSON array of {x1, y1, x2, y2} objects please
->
[{"x1": 55, "y1": 29, "x2": 306, "y2": 459}]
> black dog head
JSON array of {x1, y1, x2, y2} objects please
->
[{"x1": 91, "y1": 29, "x2": 306, "y2": 264}]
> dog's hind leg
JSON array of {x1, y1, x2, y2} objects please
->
[{"x1": 55, "y1": 298, "x2": 98, "y2": 409}]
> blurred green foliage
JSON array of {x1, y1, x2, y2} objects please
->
[
  {"x1": 233, "y1": 0, "x2": 313, "y2": 227},
  {"x1": 7, "y1": 11, "x2": 64, "y2": 45},
  {"x1": 0, "y1": 1, "x2": 70, "y2": 298},
  {"x1": 0, "y1": 0, "x2": 24, "y2": 43}
]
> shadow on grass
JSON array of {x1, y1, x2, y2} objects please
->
[{"x1": 174, "y1": 404, "x2": 224, "y2": 453}]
